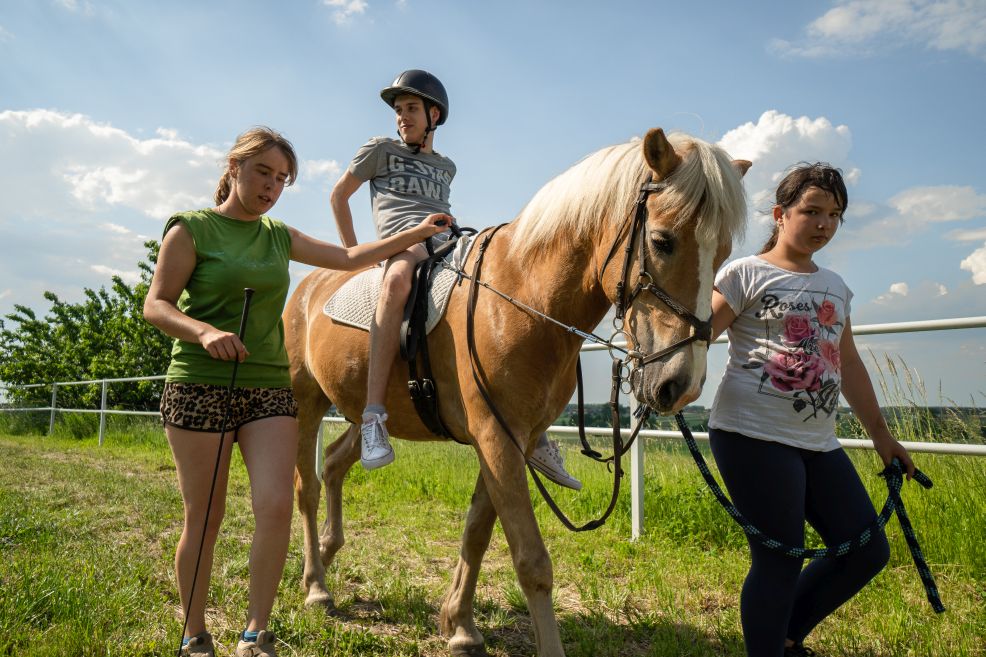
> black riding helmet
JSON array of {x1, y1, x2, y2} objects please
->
[
  {"x1": 380, "y1": 70, "x2": 448, "y2": 153},
  {"x1": 380, "y1": 69, "x2": 449, "y2": 125}
]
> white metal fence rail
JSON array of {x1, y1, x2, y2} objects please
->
[
  {"x1": 2, "y1": 316, "x2": 984, "y2": 537},
  {"x1": 1, "y1": 375, "x2": 166, "y2": 445}
]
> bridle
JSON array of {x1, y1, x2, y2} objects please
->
[
  {"x1": 603, "y1": 179, "x2": 713, "y2": 371},
  {"x1": 461, "y1": 175, "x2": 717, "y2": 531}
]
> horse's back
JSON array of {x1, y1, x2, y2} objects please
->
[{"x1": 284, "y1": 267, "x2": 373, "y2": 416}]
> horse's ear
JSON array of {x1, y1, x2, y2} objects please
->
[
  {"x1": 642, "y1": 128, "x2": 682, "y2": 181},
  {"x1": 732, "y1": 159, "x2": 753, "y2": 177}
]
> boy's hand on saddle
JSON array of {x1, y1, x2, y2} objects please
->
[
  {"x1": 200, "y1": 327, "x2": 250, "y2": 362},
  {"x1": 419, "y1": 213, "x2": 456, "y2": 237}
]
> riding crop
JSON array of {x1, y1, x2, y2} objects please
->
[{"x1": 175, "y1": 288, "x2": 255, "y2": 656}]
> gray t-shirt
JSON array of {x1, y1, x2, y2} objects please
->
[
  {"x1": 709, "y1": 255, "x2": 853, "y2": 451},
  {"x1": 348, "y1": 136, "x2": 456, "y2": 238}
]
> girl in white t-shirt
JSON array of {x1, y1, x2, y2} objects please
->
[{"x1": 708, "y1": 163, "x2": 915, "y2": 657}]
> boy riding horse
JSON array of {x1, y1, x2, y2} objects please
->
[{"x1": 330, "y1": 69, "x2": 580, "y2": 489}]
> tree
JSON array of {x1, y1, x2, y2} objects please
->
[{"x1": 0, "y1": 241, "x2": 171, "y2": 411}]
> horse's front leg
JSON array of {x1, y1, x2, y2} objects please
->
[
  {"x1": 476, "y1": 426, "x2": 565, "y2": 657},
  {"x1": 440, "y1": 472, "x2": 497, "y2": 656}
]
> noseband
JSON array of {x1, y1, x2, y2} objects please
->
[{"x1": 603, "y1": 179, "x2": 713, "y2": 371}]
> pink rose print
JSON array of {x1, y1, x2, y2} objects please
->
[
  {"x1": 764, "y1": 351, "x2": 825, "y2": 392},
  {"x1": 819, "y1": 340, "x2": 841, "y2": 373},
  {"x1": 783, "y1": 313, "x2": 816, "y2": 344},
  {"x1": 817, "y1": 300, "x2": 838, "y2": 327}
]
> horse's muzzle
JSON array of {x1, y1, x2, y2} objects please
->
[{"x1": 631, "y1": 355, "x2": 704, "y2": 414}]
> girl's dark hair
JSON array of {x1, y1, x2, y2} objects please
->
[
  {"x1": 214, "y1": 126, "x2": 298, "y2": 205},
  {"x1": 759, "y1": 162, "x2": 848, "y2": 254}
]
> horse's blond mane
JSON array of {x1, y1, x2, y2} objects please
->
[{"x1": 511, "y1": 133, "x2": 746, "y2": 257}]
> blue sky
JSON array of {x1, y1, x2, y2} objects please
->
[{"x1": 1, "y1": 0, "x2": 984, "y2": 407}]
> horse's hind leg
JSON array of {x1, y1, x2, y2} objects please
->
[
  {"x1": 440, "y1": 473, "x2": 497, "y2": 656},
  {"x1": 318, "y1": 423, "x2": 360, "y2": 569},
  {"x1": 293, "y1": 382, "x2": 334, "y2": 608}
]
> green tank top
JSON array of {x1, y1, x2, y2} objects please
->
[{"x1": 163, "y1": 209, "x2": 293, "y2": 387}]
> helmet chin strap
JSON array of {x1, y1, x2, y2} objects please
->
[{"x1": 401, "y1": 101, "x2": 435, "y2": 154}]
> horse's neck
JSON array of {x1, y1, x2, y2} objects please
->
[{"x1": 488, "y1": 223, "x2": 612, "y2": 335}]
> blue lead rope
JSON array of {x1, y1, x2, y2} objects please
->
[{"x1": 674, "y1": 413, "x2": 945, "y2": 613}]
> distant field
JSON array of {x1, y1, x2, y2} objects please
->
[{"x1": 0, "y1": 416, "x2": 983, "y2": 656}]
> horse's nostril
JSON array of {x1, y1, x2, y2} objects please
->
[{"x1": 658, "y1": 379, "x2": 680, "y2": 409}]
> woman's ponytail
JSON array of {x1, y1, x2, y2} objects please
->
[{"x1": 214, "y1": 170, "x2": 233, "y2": 205}]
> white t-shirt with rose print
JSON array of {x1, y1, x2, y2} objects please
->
[{"x1": 709, "y1": 255, "x2": 853, "y2": 451}]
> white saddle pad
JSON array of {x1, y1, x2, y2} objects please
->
[{"x1": 323, "y1": 235, "x2": 475, "y2": 333}]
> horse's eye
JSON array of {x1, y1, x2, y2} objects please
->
[{"x1": 650, "y1": 230, "x2": 675, "y2": 256}]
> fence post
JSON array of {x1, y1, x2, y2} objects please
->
[
  {"x1": 316, "y1": 420, "x2": 325, "y2": 481},
  {"x1": 630, "y1": 397, "x2": 644, "y2": 540},
  {"x1": 48, "y1": 383, "x2": 58, "y2": 435},
  {"x1": 98, "y1": 380, "x2": 108, "y2": 446}
]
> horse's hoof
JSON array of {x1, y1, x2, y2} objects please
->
[
  {"x1": 449, "y1": 640, "x2": 488, "y2": 657},
  {"x1": 305, "y1": 592, "x2": 335, "y2": 611},
  {"x1": 450, "y1": 647, "x2": 488, "y2": 657}
]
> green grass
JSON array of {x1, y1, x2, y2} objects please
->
[{"x1": 0, "y1": 412, "x2": 983, "y2": 656}]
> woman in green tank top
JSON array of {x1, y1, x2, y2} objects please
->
[{"x1": 144, "y1": 127, "x2": 448, "y2": 657}]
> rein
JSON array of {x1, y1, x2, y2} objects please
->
[
  {"x1": 464, "y1": 224, "x2": 632, "y2": 531},
  {"x1": 458, "y1": 177, "x2": 704, "y2": 531},
  {"x1": 674, "y1": 414, "x2": 946, "y2": 613},
  {"x1": 451, "y1": 180, "x2": 945, "y2": 613}
]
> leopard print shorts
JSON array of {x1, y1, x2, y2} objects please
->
[{"x1": 160, "y1": 382, "x2": 298, "y2": 433}]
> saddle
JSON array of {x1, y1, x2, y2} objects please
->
[
  {"x1": 400, "y1": 231, "x2": 475, "y2": 441},
  {"x1": 322, "y1": 230, "x2": 476, "y2": 440}
]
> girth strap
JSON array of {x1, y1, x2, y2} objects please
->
[{"x1": 399, "y1": 229, "x2": 474, "y2": 445}]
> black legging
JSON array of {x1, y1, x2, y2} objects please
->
[{"x1": 709, "y1": 429, "x2": 890, "y2": 657}]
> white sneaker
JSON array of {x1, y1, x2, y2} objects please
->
[
  {"x1": 360, "y1": 412, "x2": 394, "y2": 470},
  {"x1": 528, "y1": 435, "x2": 582, "y2": 490}
]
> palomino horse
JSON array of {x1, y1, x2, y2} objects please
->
[{"x1": 285, "y1": 128, "x2": 749, "y2": 656}]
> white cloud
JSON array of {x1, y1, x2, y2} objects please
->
[
  {"x1": 771, "y1": 0, "x2": 986, "y2": 60},
  {"x1": 852, "y1": 277, "x2": 986, "y2": 329},
  {"x1": 961, "y1": 242, "x2": 986, "y2": 284},
  {"x1": 0, "y1": 110, "x2": 230, "y2": 316},
  {"x1": 945, "y1": 226, "x2": 986, "y2": 242},
  {"x1": 0, "y1": 24, "x2": 13, "y2": 42},
  {"x1": 302, "y1": 158, "x2": 342, "y2": 184},
  {"x1": 90, "y1": 264, "x2": 140, "y2": 284},
  {"x1": 874, "y1": 281, "x2": 910, "y2": 304},
  {"x1": 889, "y1": 185, "x2": 986, "y2": 222},
  {"x1": 100, "y1": 222, "x2": 132, "y2": 235},
  {"x1": 890, "y1": 282, "x2": 910, "y2": 296},
  {"x1": 717, "y1": 110, "x2": 856, "y2": 249},
  {"x1": 851, "y1": 201, "x2": 878, "y2": 217},
  {"x1": 323, "y1": 0, "x2": 368, "y2": 24},
  {"x1": 833, "y1": 185, "x2": 986, "y2": 252},
  {"x1": 53, "y1": 0, "x2": 95, "y2": 15},
  {"x1": 0, "y1": 109, "x2": 221, "y2": 219},
  {"x1": 716, "y1": 112, "x2": 986, "y2": 261}
]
